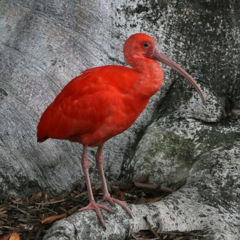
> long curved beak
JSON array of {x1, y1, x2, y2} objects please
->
[{"x1": 152, "y1": 49, "x2": 206, "y2": 105}]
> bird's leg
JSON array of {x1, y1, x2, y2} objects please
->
[
  {"x1": 96, "y1": 145, "x2": 132, "y2": 215},
  {"x1": 79, "y1": 146, "x2": 113, "y2": 226}
]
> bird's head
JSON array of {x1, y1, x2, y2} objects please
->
[{"x1": 124, "y1": 33, "x2": 206, "y2": 105}]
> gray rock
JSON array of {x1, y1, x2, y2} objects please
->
[
  {"x1": 44, "y1": 143, "x2": 240, "y2": 240},
  {"x1": 130, "y1": 89, "x2": 237, "y2": 188}
]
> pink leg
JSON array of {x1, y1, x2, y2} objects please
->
[
  {"x1": 96, "y1": 145, "x2": 131, "y2": 215},
  {"x1": 79, "y1": 146, "x2": 113, "y2": 226}
]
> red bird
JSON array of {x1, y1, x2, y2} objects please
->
[{"x1": 37, "y1": 33, "x2": 205, "y2": 226}]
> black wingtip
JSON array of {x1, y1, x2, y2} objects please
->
[{"x1": 37, "y1": 136, "x2": 49, "y2": 143}]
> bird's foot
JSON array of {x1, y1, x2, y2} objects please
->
[
  {"x1": 102, "y1": 194, "x2": 132, "y2": 215},
  {"x1": 79, "y1": 200, "x2": 113, "y2": 227}
]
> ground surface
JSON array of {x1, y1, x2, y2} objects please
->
[{"x1": 0, "y1": 184, "x2": 208, "y2": 240}]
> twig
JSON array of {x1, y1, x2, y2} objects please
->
[{"x1": 143, "y1": 216, "x2": 159, "y2": 239}]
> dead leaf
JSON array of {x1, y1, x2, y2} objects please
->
[
  {"x1": 9, "y1": 232, "x2": 20, "y2": 240},
  {"x1": 0, "y1": 234, "x2": 10, "y2": 240},
  {"x1": 0, "y1": 232, "x2": 20, "y2": 240},
  {"x1": 147, "y1": 196, "x2": 163, "y2": 203},
  {"x1": 41, "y1": 213, "x2": 67, "y2": 224},
  {"x1": 136, "y1": 196, "x2": 146, "y2": 204},
  {"x1": 30, "y1": 192, "x2": 43, "y2": 201},
  {"x1": 112, "y1": 185, "x2": 126, "y2": 201}
]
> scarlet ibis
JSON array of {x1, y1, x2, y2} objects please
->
[{"x1": 37, "y1": 33, "x2": 205, "y2": 226}]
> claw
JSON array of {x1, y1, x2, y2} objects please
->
[
  {"x1": 79, "y1": 200, "x2": 113, "y2": 226},
  {"x1": 102, "y1": 195, "x2": 132, "y2": 215}
]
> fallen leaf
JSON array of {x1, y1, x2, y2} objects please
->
[
  {"x1": 9, "y1": 232, "x2": 20, "y2": 240},
  {"x1": 30, "y1": 192, "x2": 43, "y2": 201},
  {"x1": 41, "y1": 213, "x2": 67, "y2": 224},
  {"x1": 135, "y1": 196, "x2": 146, "y2": 204},
  {"x1": 147, "y1": 196, "x2": 163, "y2": 203},
  {"x1": 0, "y1": 232, "x2": 20, "y2": 240},
  {"x1": 0, "y1": 234, "x2": 10, "y2": 240},
  {"x1": 112, "y1": 185, "x2": 126, "y2": 200}
]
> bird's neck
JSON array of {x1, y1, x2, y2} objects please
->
[{"x1": 131, "y1": 58, "x2": 164, "y2": 98}]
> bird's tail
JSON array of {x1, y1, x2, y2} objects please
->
[
  {"x1": 37, "y1": 135, "x2": 49, "y2": 143},
  {"x1": 37, "y1": 107, "x2": 51, "y2": 143}
]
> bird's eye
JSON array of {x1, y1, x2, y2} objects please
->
[{"x1": 143, "y1": 42, "x2": 149, "y2": 48}]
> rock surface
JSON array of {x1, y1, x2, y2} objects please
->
[
  {"x1": 44, "y1": 143, "x2": 240, "y2": 240},
  {"x1": 0, "y1": 0, "x2": 240, "y2": 239}
]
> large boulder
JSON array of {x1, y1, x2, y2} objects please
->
[{"x1": 44, "y1": 143, "x2": 240, "y2": 240}]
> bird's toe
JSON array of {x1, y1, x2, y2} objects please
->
[
  {"x1": 102, "y1": 195, "x2": 132, "y2": 215},
  {"x1": 79, "y1": 200, "x2": 114, "y2": 227}
]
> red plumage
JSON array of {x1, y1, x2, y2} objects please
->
[
  {"x1": 37, "y1": 66, "x2": 151, "y2": 146},
  {"x1": 37, "y1": 33, "x2": 204, "y2": 226}
]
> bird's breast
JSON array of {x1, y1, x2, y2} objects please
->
[{"x1": 133, "y1": 62, "x2": 164, "y2": 99}]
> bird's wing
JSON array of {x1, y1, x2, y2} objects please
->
[{"x1": 37, "y1": 66, "x2": 139, "y2": 142}]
